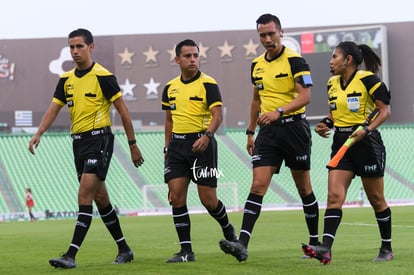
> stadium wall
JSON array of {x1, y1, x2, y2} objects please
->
[{"x1": 0, "y1": 21, "x2": 414, "y2": 134}]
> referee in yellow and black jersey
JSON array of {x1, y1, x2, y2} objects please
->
[
  {"x1": 220, "y1": 13, "x2": 320, "y2": 262},
  {"x1": 303, "y1": 41, "x2": 392, "y2": 264},
  {"x1": 161, "y1": 39, "x2": 237, "y2": 263},
  {"x1": 29, "y1": 29, "x2": 144, "y2": 269}
]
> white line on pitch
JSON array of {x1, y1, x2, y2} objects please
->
[{"x1": 342, "y1": 222, "x2": 414, "y2": 228}]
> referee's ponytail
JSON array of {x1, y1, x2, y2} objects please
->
[{"x1": 336, "y1": 41, "x2": 382, "y2": 75}]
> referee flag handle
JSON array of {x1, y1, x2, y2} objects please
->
[{"x1": 326, "y1": 109, "x2": 380, "y2": 168}]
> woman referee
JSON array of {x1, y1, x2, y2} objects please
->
[{"x1": 302, "y1": 41, "x2": 392, "y2": 264}]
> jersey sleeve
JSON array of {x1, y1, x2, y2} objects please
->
[
  {"x1": 361, "y1": 74, "x2": 391, "y2": 105},
  {"x1": 204, "y1": 82, "x2": 223, "y2": 108},
  {"x1": 161, "y1": 84, "x2": 171, "y2": 110},
  {"x1": 288, "y1": 56, "x2": 313, "y2": 87},
  {"x1": 52, "y1": 77, "x2": 68, "y2": 106},
  {"x1": 250, "y1": 61, "x2": 259, "y2": 86},
  {"x1": 97, "y1": 75, "x2": 122, "y2": 102}
]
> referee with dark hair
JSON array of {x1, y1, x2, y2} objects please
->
[
  {"x1": 303, "y1": 41, "x2": 392, "y2": 264},
  {"x1": 29, "y1": 28, "x2": 144, "y2": 269},
  {"x1": 219, "y1": 13, "x2": 320, "y2": 262},
  {"x1": 162, "y1": 39, "x2": 237, "y2": 263}
]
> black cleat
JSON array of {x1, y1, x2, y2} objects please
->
[
  {"x1": 166, "y1": 250, "x2": 195, "y2": 263},
  {"x1": 224, "y1": 224, "x2": 238, "y2": 242},
  {"x1": 113, "y1": 249, "x2": 134, "y2": 264},
  {"x1": 373, "y1": 248, "x2": 393, "y2": 262},
  {"x1": 219, "y1": 239, "x2": 248, "y2": 262},
  {"x1": 301, "y1": 241, "x2": 320, "y2": 259},
  {"x1": 302, "y1": 243, "x2": 331, "y2": 265},
  {"x1": 49, "y1": 254, "x2": 76, "y2": 269}
]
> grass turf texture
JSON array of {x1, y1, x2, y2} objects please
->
[{"x1": 1, "y1": 206, "x2": 412, "y2": 275}]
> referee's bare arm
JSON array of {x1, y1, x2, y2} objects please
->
[
  {"x1": 113, "y1": 97, "x2": 144, "y2": 167},
  {"x1": 28, "y1": 102, "x2": 62, "y2": 155}
]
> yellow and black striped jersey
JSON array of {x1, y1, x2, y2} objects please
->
[
  {"x1": 251, "y1": 46, "x2": 312, "y2": 115},
  {"x1": 327, "y1": 70, "x2": 386, "y2": 127},
  {"x1": 161, "y1": 70, "x2": 222, "y2": 133},
  {"x1": 52, "y1": 62, "x2": 122, "y2": 134}
]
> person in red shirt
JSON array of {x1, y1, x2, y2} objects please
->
[{"x1": 25, "y1": 188, "x2": 36, "y2": 221}]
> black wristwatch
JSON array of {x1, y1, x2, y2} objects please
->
[
  {"x1": 205, "y1": 131, "x2": 214, "y2": 139},
  {"x1": 277, "y1": 107, "x2": 284, "y2": 117},
  {"x1": 163, "y1": 146, "x2": 168, "y2": 154},
  {"x1": 363, "y1": 125, "x2": 371, "y2": 135},
  {"x1": 245, "y1": 129, "x2": 255, "y2": 135}
]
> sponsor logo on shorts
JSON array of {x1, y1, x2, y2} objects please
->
[
  {"x1": 251, "y1": 154, "x2": 261, "y2": 161},
  {"x1": 364, "y1": 164, "x2": 378, "y2": 172},
  {"x1": 87, "y1": 159, "x2": 98, "y2": 166},
  {"x1": 296, "y1": 155, "x2": 308, "y2": 162},
  {"x1": 91, "y1": 130, "x2": 103, "y2": 135}
]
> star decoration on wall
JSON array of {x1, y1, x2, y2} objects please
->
[
  {"x1": 167, "y1": 44, "x2": 176, "y2": 62},
  {"x1": 118, "y1": 48, "x2": 135, "y2": 65},
  {"x1": 143, "y1": 45, "x2": 159, "y2": 63},
  {"x1": 120, "y1": 78, "x2": 136, "y2": 101},
  {"x1": 198, "y1": 42, "x2": 210, "y2": 59},
  {"x1": 218, "y1": 40, "x2": 235, "y2": 58},
  {"x1": 243, "y1": 39, "x2": 259, "y2": 57},
  {"x1": 144, "y1": 77, "x2": 161, "y2": 99}
]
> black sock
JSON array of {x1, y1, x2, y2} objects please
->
[
  {"x1": 172, "y1": 205, "x2": 192, "y2": 252},
  {"x1": 66, "y1": 205, "x2": 93, "y2": 258},
  {"x1": 322, "y1": 208, "x2": 342, "y2": 249},
  {"x1": 301, "y1": 192, "x2": 319, "y2": 245},
  {"x1": 239, "y1": 193, "x2": 263, "y2": 248},
  {"x1": 375, "y1": 207, "x2": 392, "y2": 251},
  {"x1": 208, "y1": 200, "x2": 232, "y2": 234},
  {"x1": 99, "y1": 203, "x2": 129, "y2": 252}
]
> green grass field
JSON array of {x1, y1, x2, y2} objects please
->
[{"x1": 1, "y1": 206, "x2": 412, "y2": 274}]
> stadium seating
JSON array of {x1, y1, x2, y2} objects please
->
[{"x1": 0, "y1": 124, "x2": 413, "y2": 216}]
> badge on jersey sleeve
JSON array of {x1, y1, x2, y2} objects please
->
[{"x1": 255, "y1": 82, "x2": 264, "y2": 90}]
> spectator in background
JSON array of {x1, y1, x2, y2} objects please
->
[
  {"x1": 25, "y1": 188, "x2": 36, "y2": 221},
  {"x1": 359, "y1": 187, "x2": 364, "y2": 207}
]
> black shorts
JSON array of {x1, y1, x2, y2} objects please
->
[
  {"x1": 164, "y1": 133, "x2": 219, "y2": 186},
  {"x1": 72, "y1": 130, "x2": 114, "y2": 181},
  {"x1": 252, "y1": 117, "x2": 311, "y2": 173},
  {"x1": 330, "y1": 128, "x2": 385, "y2": 177}
]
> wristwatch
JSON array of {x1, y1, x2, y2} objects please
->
[
  {"x1": 363, "y1": 125, "x2": 371, "y2": 135},
  {"x1": 277, "y1": 107, "x2": 284, "y2": 117},
  {"x1": 205, "y1": 131, "x2": 214, "y2": 139},
  {"x1": 245, "y1": 129, "x2": 255, "y2": 135}
]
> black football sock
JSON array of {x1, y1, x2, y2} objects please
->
[
  {"x1": 207, "y1": 200, "x2": 232, "y2": 234},
  {"x1": 99, "y1": 203, "x2": 129, "y2": 252},
  {"x1": 375, "y1": 207, "x2": 392, "y2": 251},
  {"x1": 301, "y1": 192, "x2": 319, "y2": 245},
  {"x1": 172, "y1": 205, "x2": 192, "y2": 253},
  {"x1": 239, "y1": 193, "x2": 263, "y2": 248},
  {"x1": 322, "y1": 208, "x2": 342, "y2": 249},
  {"x1": 66, "y1": 205, "x2": 93, "y2": 258}
]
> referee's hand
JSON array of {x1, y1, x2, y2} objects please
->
[
  {"x1": 28, "y1": 135, "x2": 41, "y2": 155},
  {"x1": 130, "y1": 144, "x2": 144, "y2": 167},
  {"x1": 314, "y1": 122, "x2": 331, "y2": 138}
]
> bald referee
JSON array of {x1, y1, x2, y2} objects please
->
[
  {"x1": 28, "y1": 28, "x2": 144, "y2": 269},
  {"x1": 219, "y1": 13, "x2": 320, "y2": 262},
  {"x1": 162, "y1": 39, "x2": 237, "y2": 263}
]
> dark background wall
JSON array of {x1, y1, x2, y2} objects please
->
[{"x1": 0, "y1": 21, "x2": 413, "y2": 132}]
